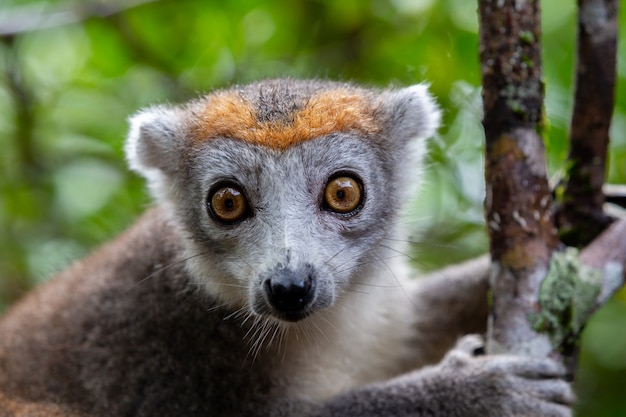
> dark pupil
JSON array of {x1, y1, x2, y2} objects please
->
[
  {"x1": 336, "y1": 189, "x2": 345, "y2": 200},
  {"x1": 224, "y1": 198, "x2": 234, "y2": 209}
]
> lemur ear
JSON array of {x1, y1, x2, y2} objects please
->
[
  {"x1": 125, "y1": 105, "x2": 186, "y2": 178},
  {"x1": 377, "y1": 85, "x2": 441, "y2": 199},
  {"x1": 125, "y1": 105, "x2": 189, "y2": 204},
  {"x1": 381, "y1": 84, "x2": 441, "y2": 147}
]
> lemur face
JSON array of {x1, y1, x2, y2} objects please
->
[
  {"x1": 126, "y1": 79, "x2": 439, "y2": 323},
  {"x1": 181, "y1": 135, "x2": 391, "y2": 323}
]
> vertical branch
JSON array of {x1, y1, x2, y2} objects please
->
[
  {"x1": 479, "y1": 0, "x2": 559, "y2": 356},
  {"x1": 2, "y1": 35, "x2": 40, "y2": 181},
  {"x1": 555, "y1": 0, "x2": 618, "y2": 247}
]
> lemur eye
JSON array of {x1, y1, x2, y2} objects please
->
[
  {"x1": 324, "y1": 175, "x2": 363, "y2": 214},
  {"x1": 207, "y1": 184, "x2": 249, "y2": 224}
]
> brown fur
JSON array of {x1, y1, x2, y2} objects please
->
[
  {"x1": 0, "y1": 207, "x2": 490, "y2": 417},
  {"x1": 189, "y1": 89, "x2": 381, "y2": 149},
  {"x1": 0, "y1": 393, "x2": 82, "y2": 417}
]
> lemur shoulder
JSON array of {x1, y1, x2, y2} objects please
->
[{"x1": 0, "y1": 79, "x2": 573, "y2": 417}]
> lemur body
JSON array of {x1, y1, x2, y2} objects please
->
[{"x1": 0, "y1": 79, "x2": 572, "y2": 416}]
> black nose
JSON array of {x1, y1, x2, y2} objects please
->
[{"x1": 264, "y1": 266, "x2": 315, "y2": 314}]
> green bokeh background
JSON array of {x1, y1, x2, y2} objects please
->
[{"x1": 0, "y1": 0, "x2": 625, "y2": 415}]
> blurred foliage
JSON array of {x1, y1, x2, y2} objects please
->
[{"x1": 0, "y1": 0, "x2": 625, "y2": 415}]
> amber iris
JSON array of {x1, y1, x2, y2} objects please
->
[
  {"x1": 324, "y1": 176, "x2": 362, "y2": 214},
  {"x1": 209, "y1": 186, "x2": 248, "y2": 223}
]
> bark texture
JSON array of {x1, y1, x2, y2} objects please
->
[
  {"x1": 479, "y1": 0, "x2": 625, "y2": 378},
  {"x1": 479, "y1": 0, "x2": 558, "y2": 356},
  {"x1": 556, "y1": 0, "x2": 618, "y2": 247}
]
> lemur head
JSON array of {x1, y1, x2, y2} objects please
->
[{"x1": 126, "y1": 79, "x2": 439, "y2": 323}]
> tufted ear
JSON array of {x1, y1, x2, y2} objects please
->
[
  {"x1": 382, "y1": 84, "x2": 441, "y2": 147},
  {"x1": 125, "y1": 105, "x2": 188, "y2": 175},
  {"x1": 377, "y1": 84, "x2": 441, "y2": 202},
  {"x1": 125, "y1": 105, "x2": 189, "y2": 202}
]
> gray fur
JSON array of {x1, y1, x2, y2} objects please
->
[{"x1": 0, "y1": 79, "x2": 572, "y2": 416}]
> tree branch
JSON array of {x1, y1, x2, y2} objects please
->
[
  {"x1": 1, "y1": 37, "x2": 40, "y2": 182},
  {"x1": 0, "y1": 0, "x2": 158, "y2": 37},
  {"x1": 580, "y1": 217, "x2": 626, "y2": 306},
  {"x1": 555, "y1": 0, "x2": 618, "y2": 247},
  {"x1": 478, "y1": 0, "x2": 626, "y2": 386},
  {"x1": 479, "y1": 0, "x2": 558, "y2": 356},
  {"x1": 604, "y1": 184, "x2": 626, "y2": 209}
]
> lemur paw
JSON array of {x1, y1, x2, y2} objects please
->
[{"x1": 437, "y1": 334, "x2": 574, "y2": 417}]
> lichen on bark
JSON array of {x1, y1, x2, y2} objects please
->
[{"x1": 530, "y1": 247, "x2": 601, "y2": 351}]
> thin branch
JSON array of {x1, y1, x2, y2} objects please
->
[
  {"x1": 0, "y1": 0, "x2": 158, "y2": 37},
  {"x1": 579, "y1": 218, "x2": 626, "y2": 306},
  {"x1": 554, "y1": 217, "x2": 626, "y2": 376},
  {"x1": 1, "y1": 37, "x2": 40, "y2": 181},
  {"x1": 555, "y1": 0, "x2": 618, "y2": 247},
  {"x1": 604, "y1": 184, "x2": 626, "y2": 208}
]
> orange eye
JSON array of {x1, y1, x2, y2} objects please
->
[
  {"x1": 324, "y1": 176, "x2": 362, "y2": 214},
  {"x1": 208, "y1": 185, "x2": 249, "y2": 223}
]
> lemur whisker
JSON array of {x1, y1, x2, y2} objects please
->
[
  {"x1": 381, "y1": 236, "x2": 459, "y2": 249},
  {"x1": 206, "y1": 301, "x2": 237, "y2": 314},
  {"x1": 332, "y1": 254, "x2": 405, "y2": 275},
  {"x1": 243, "y1": 315, "x2": 264, "y2": 344},
  {"x1": 374, "y1": 252, "x2": 418, "y2": 310},
  {"x1": 324, "y1": 240, "x2": 355, "y2": 266},
  {"x1": 342, "y1": 288, "x2": 371, "y2": 295},
  {"x1": 376, "y1": 243, "x2": 419, "y2": 262},
  {"x1": 249, "y1": 323, "x2": 268, "y2": 360},
  {"x1": 246, "y1": 323, "x2": 269, "y2": 363},
  {"x1": 221, "y1": 306, "x2": 248, "y2": 320},
  {"x1": 352, "y1": 282, "x2": 403, "y2": 288},
  {"x1": 308, "y1": 317, "x2": 331, "y2": 345},
  {"x1": 134, "y1": 250, "x2": 210, "y2": 286},
  {"x1": 277, "y1": 326, "x2": 289, "y2": 363},
  {"x1": 331, "y1": 293, "x2": 361, "y2": 314},
  {"x1": 207, "y1": 282, "x2": 249, "y2": 289},
  {"x1": 265, "y1": 322, "x2": 283, "y2": 353},
  {"x1": 240, "y1": 311, "x2": 256, "y2": 327},
  {"x1": 298, "y1": 320, "x2": 322, "y2": 359},
  {"x1": 266, "y1": 323, "x2": 282, "y2": 353}
]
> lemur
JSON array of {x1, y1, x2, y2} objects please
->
[{"x1": 0, "y1": 79, "x2": 573, "y2": 416}]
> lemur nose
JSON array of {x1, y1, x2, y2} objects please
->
[{"x1": 264, "y1": 267, "x2": 315, "y2": 314}]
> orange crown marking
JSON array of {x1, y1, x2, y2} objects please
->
[{"x1": 189, "y1": 89, "x2": 380, "y2": 150}]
